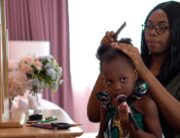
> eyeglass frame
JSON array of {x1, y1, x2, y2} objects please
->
[{"x1": 141, "y1": 23, "x2": 170, "y2": 34}]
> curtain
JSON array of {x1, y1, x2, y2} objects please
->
[{"x1": 5, "y1": 0, "x2": 74, "y2": 117}]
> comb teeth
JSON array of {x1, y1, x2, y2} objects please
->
[{"x1": 116, "y1": 94, "x2": 127, "y2": 103}]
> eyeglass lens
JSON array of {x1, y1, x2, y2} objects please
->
[{"x1": 142, "y1": 23, "x2": 169, "y2": 34}]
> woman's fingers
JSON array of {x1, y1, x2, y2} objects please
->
[
  {"x1": 111, "y1": 42, "x2": 145, "y2": 73},
  {"x1": 100, "y1": 31, "x2": 116, "y2": 45},
  {"x1": 112, "y1": 43, "x2": 138, "y2": 55}
]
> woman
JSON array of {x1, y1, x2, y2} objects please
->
[{"x1": 87, "y1": 1, "x2": 180, "y2": 137}]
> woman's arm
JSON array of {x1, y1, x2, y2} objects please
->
[
  {"x1": 87, "y1": 74, "x2": 104, "y2": 122},
  {"x1": 140, "y1": 67, "x2": 180, "y2": 130}
]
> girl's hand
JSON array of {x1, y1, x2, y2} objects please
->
[
  {"x1": 118, "y1": 103, "x2": 129, "y2": 122},
  {"x1": 118, "y1": 103, "x2": 134, "y2": 130},
  {"x1": 100, "y1": 31, "x2": 117, "y2": 45},
  {"x1": 111, "y1": 42, "x2": 147, "y2": 75}
]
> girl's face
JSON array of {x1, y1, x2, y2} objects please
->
[
  {"x1": 145, "y1": 9, "x2": 170, "y2": 55},
  {"x1": 102, "y1": 56, "x2": 137, "y2": 101}
]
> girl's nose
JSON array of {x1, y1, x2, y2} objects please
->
[{"x1": 114, "y1": 82, "x2": 122, "y2": 92}]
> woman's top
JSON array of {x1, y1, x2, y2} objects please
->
[{"x1": 162, "y1": 73, "x2": 180, "y2": 138}]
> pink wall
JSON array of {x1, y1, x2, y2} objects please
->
[{"x1": 72, "y1": 87, "x2": 99, "y2": 133}]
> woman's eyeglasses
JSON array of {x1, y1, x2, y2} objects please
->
[{"x1": 142, "y1": 23, "x2": 169, "y2": 34}]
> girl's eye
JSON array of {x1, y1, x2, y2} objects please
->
[
  {"x1": 106, "y1": 80, "x2": 112, "y2": 86},
  {"x1": 120, "y1": 77, "x2": 127, "y2": 82}
]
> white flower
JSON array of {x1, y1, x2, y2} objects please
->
[
  {"x1": 44, "y1": 63, "x2": 53, "y2": 69},
  {"x1": 46, "y1": 68, "x2": 56, "y2": 80}
]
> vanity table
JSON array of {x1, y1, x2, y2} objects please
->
[
  {"x1": 0, "y1": 109, "x2": 84, "y2": 138},
  {"x1": 0, "y1": 125, "x2": 83, "y2": 138}
]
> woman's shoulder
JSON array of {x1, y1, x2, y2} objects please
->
[
  {"x1": 167, "y1": 73, "x2": 180, "y2": 86},
  {"x1": 166, "y1": 73, "x2": 180, "y2": 100}
]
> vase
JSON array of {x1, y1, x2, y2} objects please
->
[
  {"x1": 9, "y1": 97, "x2": 28, "y2": 124},
  {"x1": 28, "y1": 90, "x2": 43, "y2": 114},
  {"x1": 9, "y1": 95, "x2": 29, "y2": 113}
]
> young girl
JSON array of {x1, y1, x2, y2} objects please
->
[{"x1": 96, "y1": 39, "x2": 162, "y2": 138}]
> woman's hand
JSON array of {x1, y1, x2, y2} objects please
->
[
  {"x1": 100, "y1": 31, "x2": 117, "y2": 45},
  {"x1": 111, "y1": 42, "x2": 147, "y2": 75}
]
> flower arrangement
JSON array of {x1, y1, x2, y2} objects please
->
[
  {"x1": 8, "y1": 55, "x2": 63, "y2": 98},
  {"x1": 8, "y1": 60, "x2": 31, "y2": 98}
]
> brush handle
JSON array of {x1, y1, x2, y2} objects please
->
[{"x1": 128, "y1": 113, "x2": 139, "y2": 130}]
